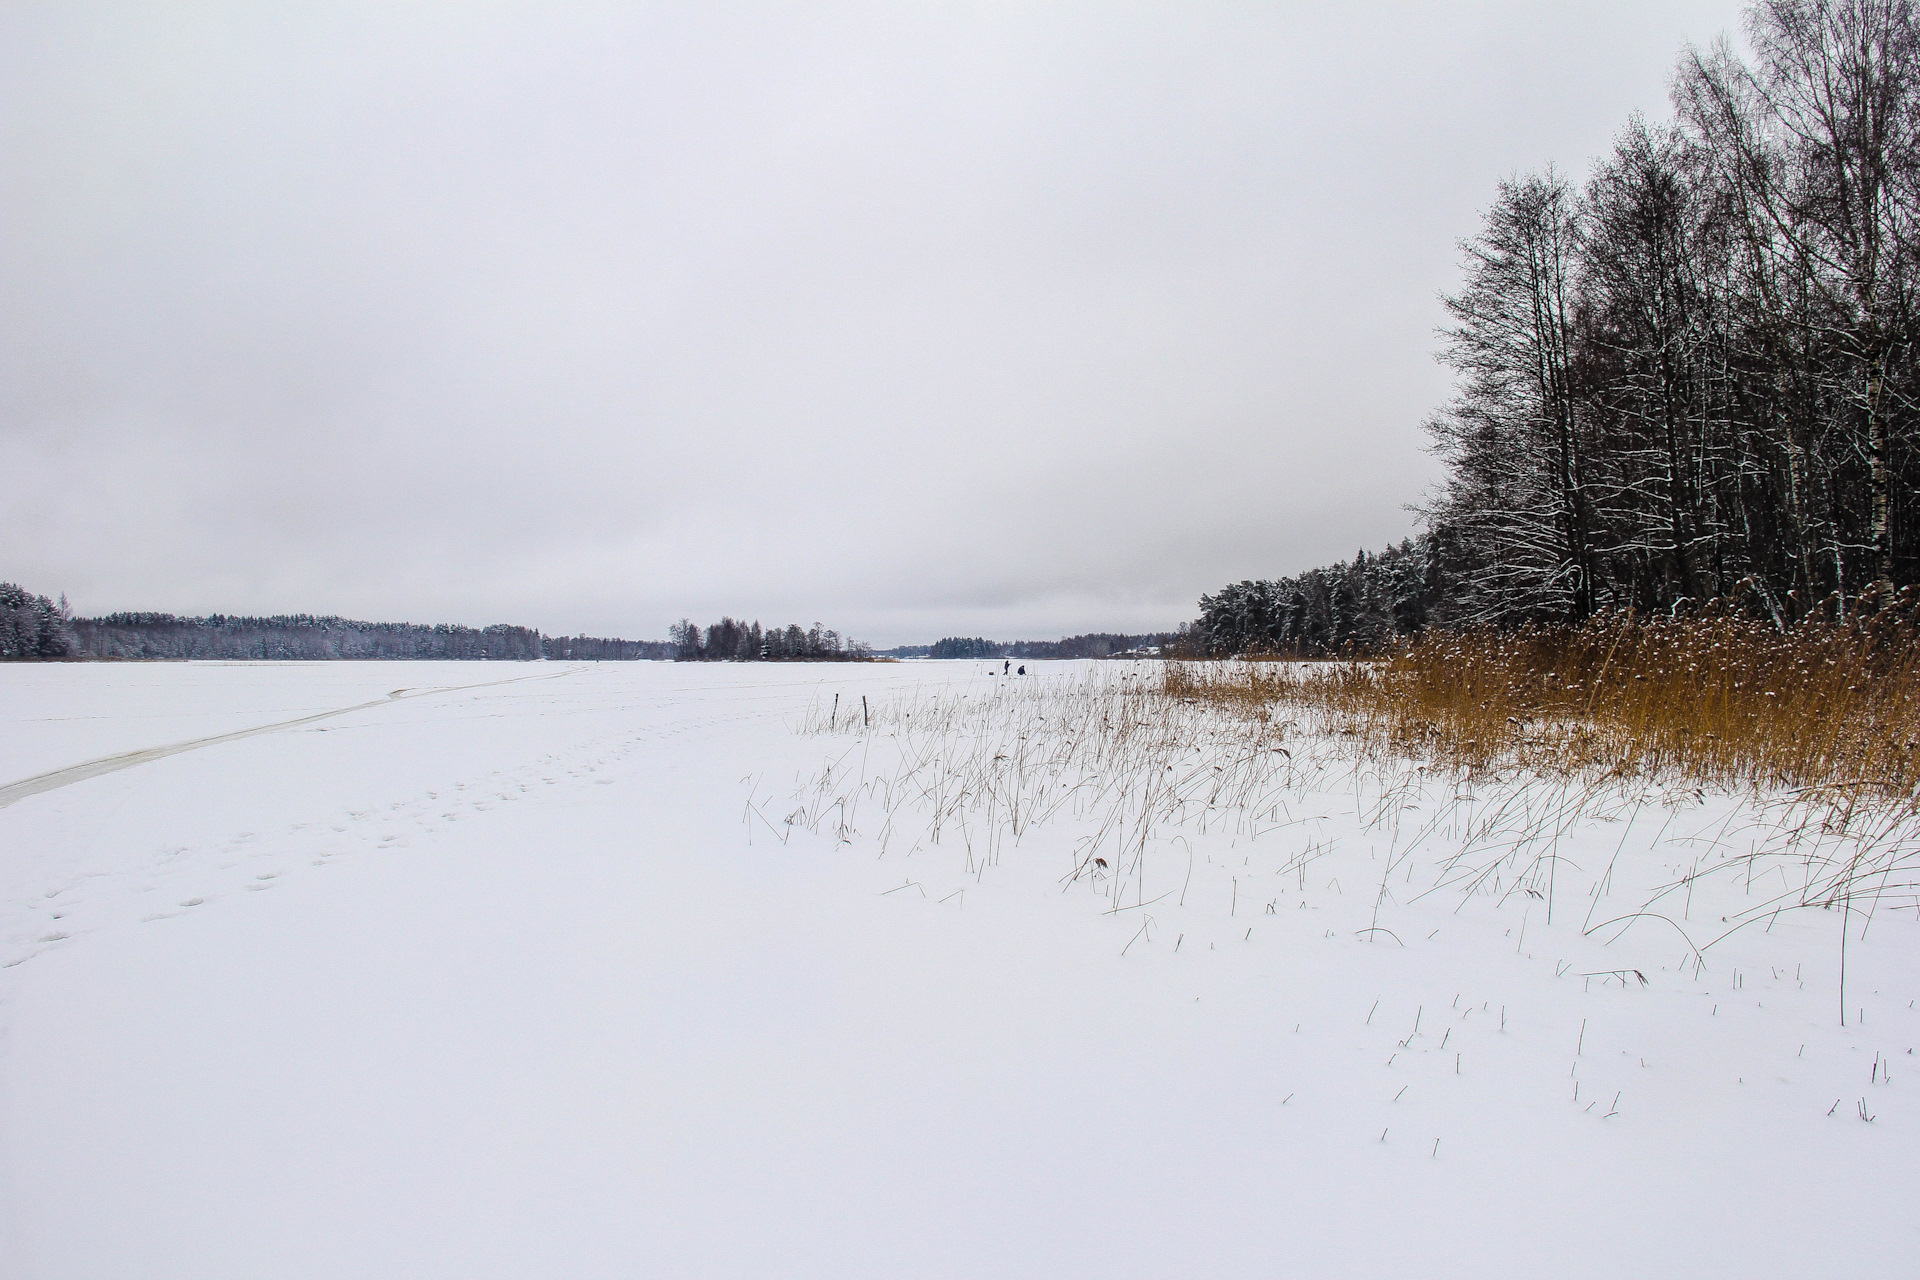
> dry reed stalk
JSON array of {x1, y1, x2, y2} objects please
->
[
  {"x1": 1168, "y1": 590, "x2": 1920, "y2": 806},
  {"x1": 792, "y1": 642, "x2": 1918, "y2": 986}
]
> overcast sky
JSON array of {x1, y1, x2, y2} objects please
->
[{"x1": 3, "y1": 1, "x2": 1752, "y2": 645}]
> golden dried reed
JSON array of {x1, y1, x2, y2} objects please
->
[{"x1": 1167, "y1": 591, "x2": 1920, "y2": 807}]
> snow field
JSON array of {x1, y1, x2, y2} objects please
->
[{"x1": 1, "y1": 660, "x2": 1916, "y2": 1278}]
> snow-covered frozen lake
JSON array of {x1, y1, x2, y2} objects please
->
[{"x1": 2, "y1": 660, "x2": 1915, "y2": 1278}]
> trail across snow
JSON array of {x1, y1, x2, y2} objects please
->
[
  {"x1": 0, "y1": 669, "x2": 574, "y2": 811},
  {"x1": 0, "y1": 660, "x2": 1915, "y2": 1279}
]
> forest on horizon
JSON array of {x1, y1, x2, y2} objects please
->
[{"x1": 0, "y1": 591, "x2": 1173, "y2": 664}]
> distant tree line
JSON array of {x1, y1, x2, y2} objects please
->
[
  {"x1": 902, "y1": 632, "x2": 1177, "y2": 660},
  {"x1": 0, "y1": 587, "x2": 674, "y2": 661},
  {"x1": 669, "y1": 617, "x2": 873, "y2": 661},
  {"x1": 71, "y1": 613, "x2": 549, "y2": 660},
  {"x1": 926, "y1": 637, "x2": 997, "y2": 659},
  {"x1": 1201, "y1": 0, "x2": 1920, "y2": 654},
  {"x1": 542, "y1": 634, "x2": 675, "y2": 661}
]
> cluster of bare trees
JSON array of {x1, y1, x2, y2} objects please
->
[
  {"x1": 1193, "y1": 2, "x2": 1918, "y2": 653},
  {"x1": 1429, "y1": 0, "x2": 1920, "y2": 624},
  {"x1": 670, "y1": 617, "x2": 872, "y2": 661}
]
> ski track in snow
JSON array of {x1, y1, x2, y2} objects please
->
[
  {"x1": 0, "y1": 660, "x2": 1916, "y2": 1280},
  {"x1": 0, "y1": 668, "x2": 576, "y2": 811},
  {"x1": 1, "y1": 665, "x2": 869, "y2": 971}
]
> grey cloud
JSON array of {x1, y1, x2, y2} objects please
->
[{"x1": 3, "y1": 1, "x2": 1750, "y2": 644}]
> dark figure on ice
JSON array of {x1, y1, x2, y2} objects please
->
[
  {"x1": 1017, "y1": 665, "x2": 1025, "y2": 675},
  {"x1": 1003, "y1": 659, "x2": 1010, "y2": 674}
]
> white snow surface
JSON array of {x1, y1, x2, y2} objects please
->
[{"x1": 1, "y1": 660, "x2": 1915, "y2": 1278}]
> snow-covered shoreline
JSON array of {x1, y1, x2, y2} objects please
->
[{"x1": 3, "y1": 660, "x2": 1915, "y2": 1278}]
